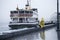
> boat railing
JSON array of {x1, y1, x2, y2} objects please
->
[{"x1": 9, "y1": 21, "x2": 39, "y2": 24}]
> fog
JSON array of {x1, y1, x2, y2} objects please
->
[{"x1": 0, "y1": 0, "x2": 59, "y2": 24}]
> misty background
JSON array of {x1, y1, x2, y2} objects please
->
[{"x1": 0, "y1": 0, "x2": 59, "y2": 25}]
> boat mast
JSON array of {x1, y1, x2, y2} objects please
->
[
  {"x1": 27, "y1": 0, "x2": 29, "y2": 6},
  {"x1": 16, "y1": 4, "x2": 19, "y2": 10},
  {"x1": 25, "y1": 0, "x2": 31, "y2": 10}
]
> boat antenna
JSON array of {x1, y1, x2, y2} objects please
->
[
  {"x1": 16, "y1": 4, "x2": 19, "y2": 10},
  {"x1": 27, "y1": 0, "x2": 29, "y2": 6},
  {"x1": 25, "y1": 0, "x2": 31, "y2": 9}
]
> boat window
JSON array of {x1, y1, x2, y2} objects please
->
[
  {"x1": 13, "y1": 18, "x2": 18, "y2": 21},
  {"x1": 13, "y1": 11, "x2": 18, "y2": 13},
  {"x1": 36, "y1": 18, "x2": 38, "y2": 20},
  {"x1": 11, "y1": 11, "x2": 13, "y2": 13},
  {"x1": 10, "y1": 11, "x2": 14, "y2": 14},
  {"x1": 10, "y1": 11, "x2": 18, "y2": 14},
  {"x1": 19, "y1": 11, "x2": 24, "y2": 13},
  {"x1": 30, "y1": 11, "x2": 33, "y2": 13},
  {"x1": 25, "y1": 11, "x2": 29, "y2": 13},
  {"x1": 32, "y1": 8, "x2": 37, "y2": 11}
]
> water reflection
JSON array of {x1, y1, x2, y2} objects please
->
[
  {"x1": 5, "y1": 27, "x2": 57, "y2": 40},
  {"x1": 6, "y1": 32, "x2": 42, "y2": 40},
  {"x1": 0, "y1": 23, "x2": 58, "y2": 40},
  {"x1": 40, "y1": 30, "x2": 45, "y2": 40}
]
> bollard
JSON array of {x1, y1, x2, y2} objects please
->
[
  {"x1": 39, "y1": 18, "x2": 45, "y2": 40},
  {"x1": 40, "y1": 18, "x2": 45, "y2": 28}
]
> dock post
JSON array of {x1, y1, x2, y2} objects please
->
[
  {"x1": 39, "y1": 18, "x2": 45, "y2": 40},
  {"x1": 56, "y1": 0, "x2": 60, "y2": 40}
]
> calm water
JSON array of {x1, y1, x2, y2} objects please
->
[
  {"x1": 5, "y1": 27, "x2": 57, "y2": 40},
  {"x1": 0, "y1": 23, "x2": 10, "y2": 32},
  {"x1": 0, "y1": 23, "x2": 58, "y2": 40}
]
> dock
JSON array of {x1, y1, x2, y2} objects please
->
[{"x1": 0, "y1": 24, "x2": 56, "y2": 40}]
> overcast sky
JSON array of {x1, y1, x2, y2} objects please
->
[{"x1": 0, "y1": 0, "x2": 59, "y2": 23}]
